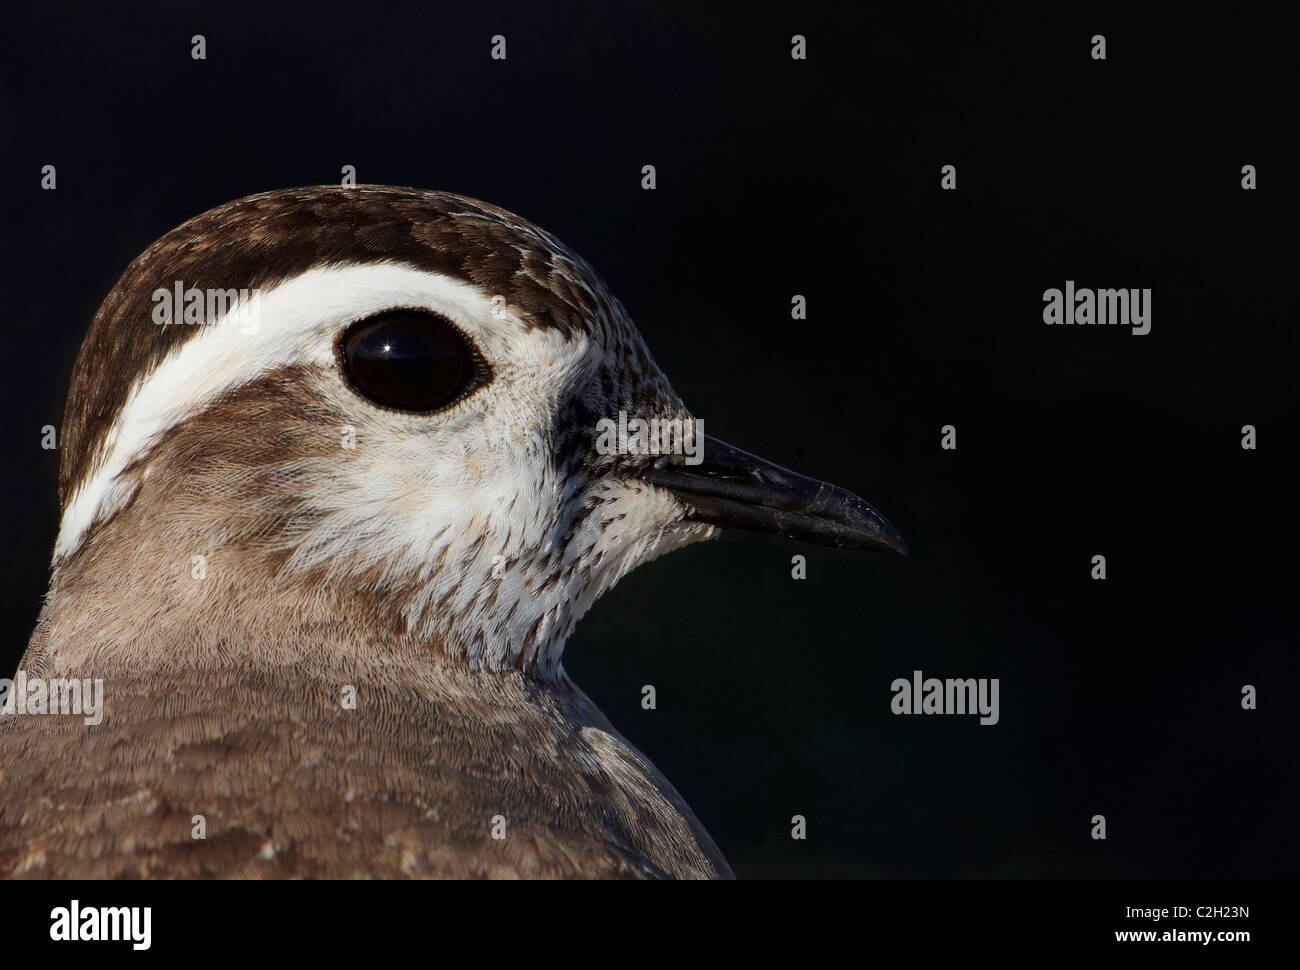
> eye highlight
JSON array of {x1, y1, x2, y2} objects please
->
[{"x1": 336, "y1": 310, "x2": 488, "y2": 413}]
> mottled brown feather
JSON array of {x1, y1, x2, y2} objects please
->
[{"x1": 0, "y1": 622, "x2": 731, "y2": 879}]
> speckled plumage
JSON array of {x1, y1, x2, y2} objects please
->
[{"x1": 2, "y1": 614, "x2": 726, "y2": 879}]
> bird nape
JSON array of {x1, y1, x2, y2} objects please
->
[{"x1": 0, "y1": 185, "x2": 905, "y2": 880}]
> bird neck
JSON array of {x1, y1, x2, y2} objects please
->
[{"x1": 40, "y1": 533, "x2": 571, "y2": 681}]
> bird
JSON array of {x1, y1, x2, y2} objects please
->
[{"x1": 0, "y1": 185, "x2": 906, "y2": 879}]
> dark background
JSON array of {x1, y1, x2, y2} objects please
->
[{"x1": 2, "y1": 2, "x2": 1296, "y2": 878}]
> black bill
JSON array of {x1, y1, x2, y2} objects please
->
[{"x1": 638, "y1": 435, "x2": 907, "y2": 554}]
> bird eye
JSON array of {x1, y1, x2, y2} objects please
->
[{"x1": 337, "y1": 310, "x2": 486, "y2": 413}]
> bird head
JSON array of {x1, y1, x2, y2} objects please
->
[{"x1": 49, "y1": 186, "x2": 904, "y2": 678}]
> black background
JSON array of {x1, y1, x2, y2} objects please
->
[{"x1": 2, "y1": 2, "x2": 1296, "y2": 879}]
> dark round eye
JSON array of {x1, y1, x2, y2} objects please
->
[{"x1": 337, "y1": 310, "x2": 486, "y2": 413}]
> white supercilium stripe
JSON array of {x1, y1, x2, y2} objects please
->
[{"x1": 54, "y1": 261, "x2": 523, "y2": 562}]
